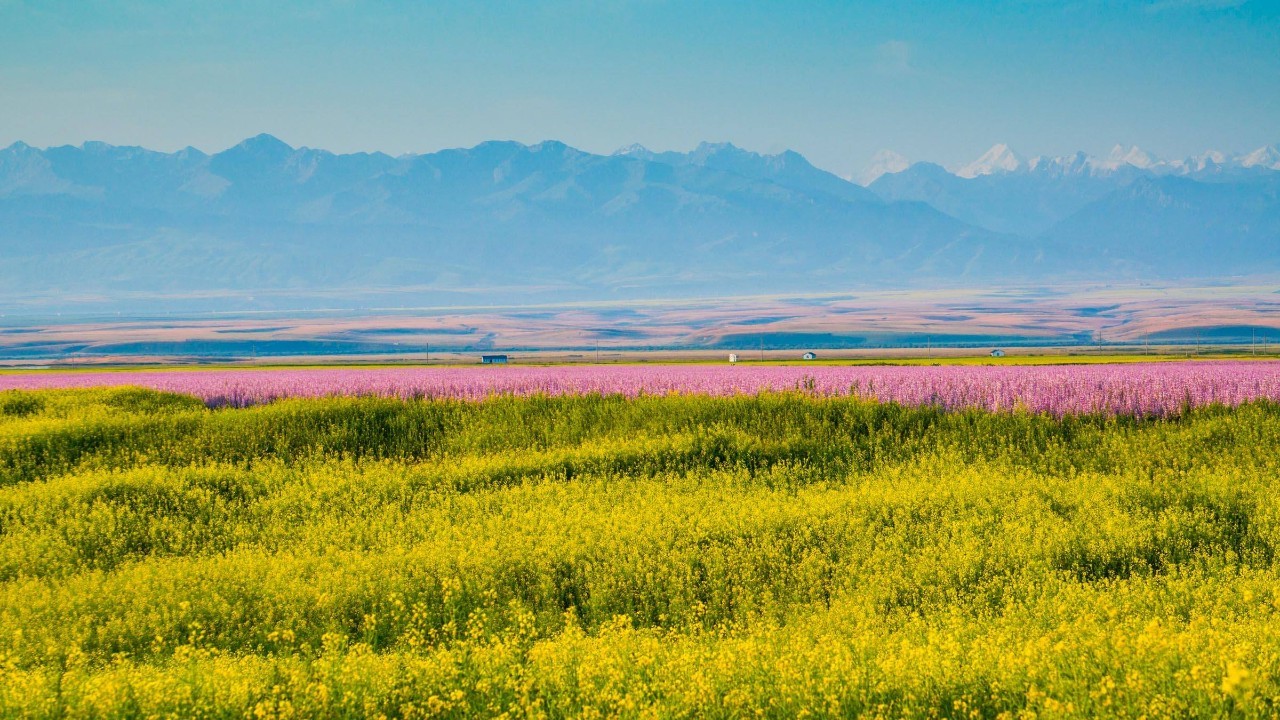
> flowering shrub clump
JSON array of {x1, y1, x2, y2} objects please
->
[{"x1": 3, "y1": 359, "x2": 1280, "y2": 416}]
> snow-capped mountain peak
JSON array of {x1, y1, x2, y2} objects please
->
[
  {"x1": 955, "y1": 143, "x2": 1025, "y2": 178},
  {"x1": 1028, "y1": 151, "x2": 1091, "y2": 176},
  {"x1": 612, "y1": 143, "x2": 651, "y2": 157},
  {"x1": 1240, "y1": 144, "x2": 1280, "y2": 170},
  {"x1": 1098, "y1": 144, "x2": 1159, "y2": 171},
  {"x1": 1184, "y1": 150, "x2": 1228, "y2": 173},
  {"x1": 857, "y1": 149, "x2": 911, "y2": 185}
]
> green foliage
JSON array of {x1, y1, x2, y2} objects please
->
[{"x1": 1, "y1": 388, "x2": 1279, "y2": 717}]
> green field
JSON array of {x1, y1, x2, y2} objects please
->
[
  {"x1": 2, "y1": 388, "x2": 1280, "y2": 717},
  {"x1": 3, "y1": 349, "x2": 1279, "y2": 375}
]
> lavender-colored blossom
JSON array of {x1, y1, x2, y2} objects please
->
[{"x1": 2, "y1": 362, "x2": 1279, "y2": 417}]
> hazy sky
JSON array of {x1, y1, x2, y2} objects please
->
[{"x1": 2, "y1": 0, "x2": 1278, "y2": 176}]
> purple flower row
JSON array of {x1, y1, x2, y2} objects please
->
[{"x1": 3, "y1": 362, "x2": 1280, "y2": 417}]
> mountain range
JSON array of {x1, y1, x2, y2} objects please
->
[
  {"x1": 866, "y1": 142, "x2": 1280, "y2": 239},
  {"x1": 864, "y1": 142, "x2": 1280, "y2": 184},
  {"x1": 1, "y1": 136, "x2": 1277, "y2": 313}
]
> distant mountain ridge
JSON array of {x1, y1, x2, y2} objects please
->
[
  {"x1": 863, "y1": 142, "x2": 1280, "y2": 182},
  {"x1": 0, "y1": 135, "x2": 1277, "y2": 313},
  {"x1": 867, "y1": 141, "x2": 1280, "y2": 237}
]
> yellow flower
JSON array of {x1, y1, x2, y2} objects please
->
[{"x1": 1221, "y1": 661, "x2": 1250, "y2": 696}]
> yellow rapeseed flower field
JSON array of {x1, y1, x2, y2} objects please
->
[{"x1": 1, "y1": 387, "x2": 1279, "y2": 717}]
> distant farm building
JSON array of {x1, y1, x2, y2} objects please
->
[
  {"x1": 481, "y1": 354, "x2": 509, "y2": 364},
  {"x1": 802, "y1": 352, "x2": 817, "y2": 360},
  {"x1": 728, "y1": 353, "x2": 739, "y2": 363},
  {"x1": 990, "y1": 349, "x2": 1005, "y2": 358}
]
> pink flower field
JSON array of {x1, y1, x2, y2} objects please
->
[{"x1": 4, "y1": 361, "x2": 1280, "y2": 417}]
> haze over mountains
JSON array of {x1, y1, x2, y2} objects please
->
[
  {"x1": 864, "y1": 142, "x2": 1280, "y2": 184},
  {"x1": 1, "y1": 135, "x2": 1277, "y2": 314}
]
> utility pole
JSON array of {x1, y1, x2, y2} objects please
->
[
  {"x1": 595, "y1": 340, "x2": 599, "y2": 364},
  {"x1": 426, "y1": 342, "x2": 430, "y2": 364},
  {"x1": 760, "y1": 335, "x2": 765, "y2": 363}
]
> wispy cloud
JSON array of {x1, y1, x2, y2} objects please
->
[{"x1": 873, "y1": 40, "x2": 914, "y2": 76}]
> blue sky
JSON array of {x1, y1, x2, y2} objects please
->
[{"x1": 1, "y1": 0, "x2": 1277, "y2": 176}]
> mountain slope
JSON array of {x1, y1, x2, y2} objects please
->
[
  {"x1": 869, "y1": 141, "x2": 1280, "y2": 244},
  {"x1": 1040, "y1": 174, "x2": 1280, "y2": 277},
  {"x1": 869, "y1": 161, "x2": 1134, "y2": 235},
  {"x1": 0, "y1": 138, "x2": 1010, "y2": 312},
  {"x1": 0, "y1": 137, "x2": 1276, "y2": 314}
]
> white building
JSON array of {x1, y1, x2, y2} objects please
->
[
  {"x1": 990, "y1": 349, "x2": 1005, "y2": 358},
  {"x1": 728, "y1": 353, "x2": 739, "y2": 363},
  {"x1": 802, "y1": 352, "x2": 817, "y2": 360}
]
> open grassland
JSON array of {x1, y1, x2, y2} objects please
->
[
  {"x1": 4, "y1": 351, "x2": 1280, "y2": 375},
  {"x1": 1, "y1": 386, "x2": 1280, "y2": 717},
  {"x1": 5, "y1": 284, "x2": 1277, "y2": 360}
]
